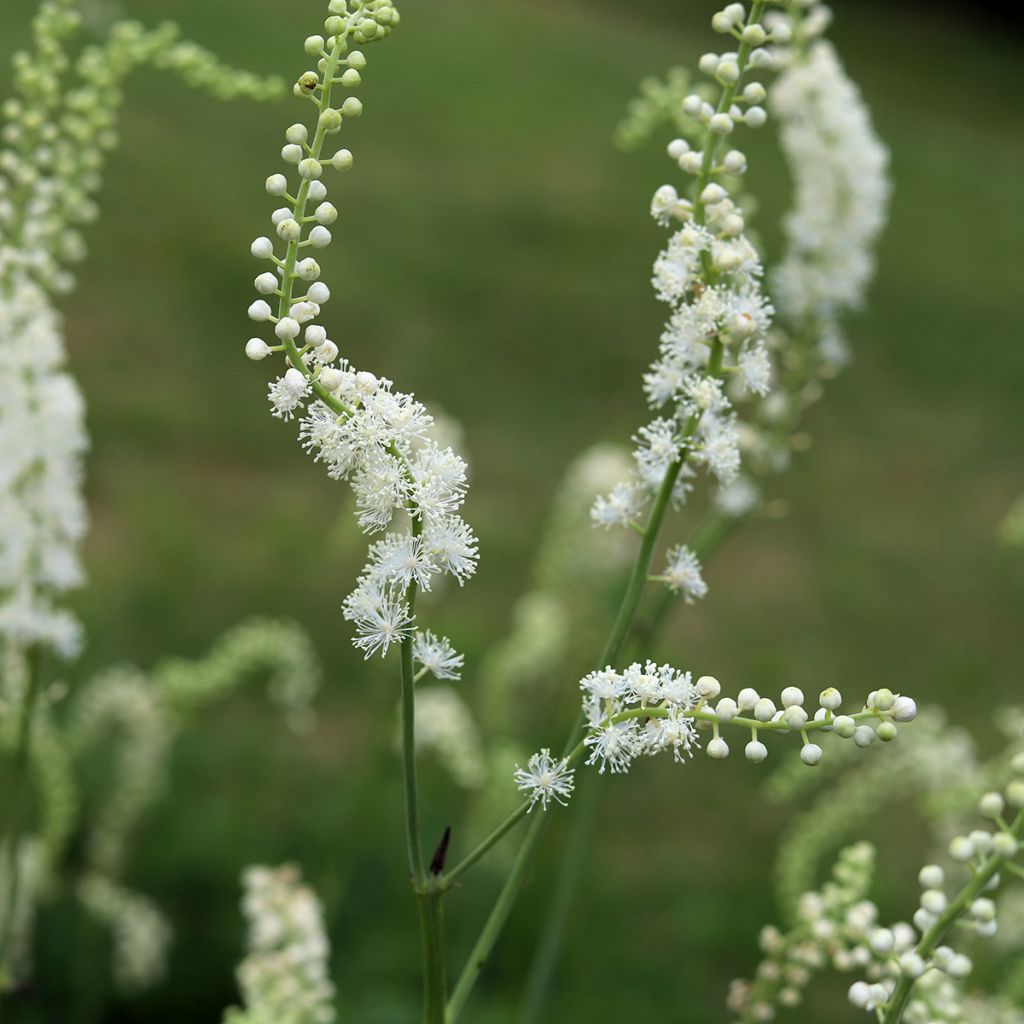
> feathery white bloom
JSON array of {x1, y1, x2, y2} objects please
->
[
  {"x1": 412, "y1": 630, "x2": 464, "y2": 681},
  {"x1": 514, "y1": 748, "x2": 576, "y2": 810},
  {"x1": 661, "y1": 544, "x2": 708, "y2": 602}
]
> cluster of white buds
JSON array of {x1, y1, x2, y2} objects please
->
[
  {"x1": 245, "y1": 1, "x2": 477, "y2": 663},
  {"x1": 843, "y1": 762, "x2": 1024, "y2": 1021},
  {"x1": 592, "y1": 2, "x2": 782, "y2": 550},
  {"x1": 514, "y1": 673, "x2": 915, "y2": 810},
  {"x1": 727, "y1": 842, "x2": 876, "y2": 1022},
  {"x1": 225, "y1": 865, "x2": 335, "y2": 1024}
]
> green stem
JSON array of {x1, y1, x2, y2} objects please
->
[
  {"x1": 518, "y1": 771, "x2": 601, "y2": 1024},
  {"x1": 445, "y1": 814, "x2": 551, "y2": 1023},
  {"x1": 446, "y1": 6, "x2": 772, "y2": 1015},
  {"x1": 442, "y1": 803, "x2": 531, "y2": 889},
  {"x1": 0, "y1": 649, "x2": 42, "y2": 985},
  {"x1": 882, "y1": 811, "x2": 1024, "y2": 1024},
  {"x1": 444, "y1": 452, "x2": 686, "y2": 1020},
  {"x1": 418, "y1": 886, "x2": 447, "y2": 1024},
  {"x1": 400, "y1": 569, "x2": 425, "y2": 885}
]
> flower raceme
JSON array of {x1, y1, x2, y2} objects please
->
[
  {"x1": 591, "y1": 0, "x2": 785, "y2": 578},
  {"x1": 514, "y1": 677, "x2": 918, "y2": 810},
  {"x1": 244, "y1": 0, "x2": 476, "y2": 666}
]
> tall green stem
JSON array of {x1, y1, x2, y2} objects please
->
[
  {"x1": 0, "y1": 648, "x2": 42, "y2": 985},
  {"x1": 518, "y1": 770, "x2": 600, "y2": 1024},
  {"x1": 445, "y1": 453, "x2": 686, "y2": 1021}
]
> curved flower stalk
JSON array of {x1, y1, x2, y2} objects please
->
[
  {"x1": 438, "y1": 6, "x2": 901, "y2": 1021},
  {"x1": 243, "y1": 0, "x2": 475, "y2": 668},
  {"x1": 730, "y1": 756, "x2": 1024, "y2": 1024},
  {"x1": 241, "y1": 3, "x2": 481, "y2": 1020},
  {"x1": 222, "y1": 865, "x2": 335, "y2": 1024},
  {"x1": 0, "y1": 618, "x2": 319, "y2": 992},
  {"x1": 76, "y1": 874, "x2": 172, "y2": 995}
]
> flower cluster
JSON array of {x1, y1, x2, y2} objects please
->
[
  {"x1": 844, "y1": 769, "x2": 1024, "y2": 1021},
  {"x1": 244, "y1": 0, "x2": 476, "y2": 663},
  {"x1": 0, "y1": 4, "x2": 281, "y2": 665},
  {"x1": 592, "y1": 2, "x2": 790, "y2": 581},
  {"x1": 732, "y1": 759, "x2": 1024, "y2": 1024},
  {"x1": 727, "y1": 841, "x2": 877, "y2": 1022},
  {"x1": 225, "y1": 865, "x2": 335, "y2": 1024},
  {"x1": 768, "y1": 3, "x2": 891, "y2": 363},
  {"x1": 0, "y1": 275, "x2": 87, "y2": 660}
]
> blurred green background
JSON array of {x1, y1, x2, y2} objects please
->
[{"x1": 3, "y1": 0, "x2": 1023, "y2": 1021}]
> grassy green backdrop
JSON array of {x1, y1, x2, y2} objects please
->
[{"x1": 2, "y1": 0, "x2": 1022, "y2": 1021}]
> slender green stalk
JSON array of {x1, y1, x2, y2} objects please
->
[
  {"x1": 445, "y1": 814, "x2": 551, "y2": 1023},
  {"x1": 418, "y1": 886, "x2": 447, "y2": 1024},
  {"x1": 447, "y1": 5, "x2": 771, "y2": 1014},
  {"x1": 882, "y1": 811, "x2": 1024, "y2": 1024},
  {"x1": 518, "y1": 770, "x2": 601, "y2": 1024},
  {"x1": 400, "y1": 571, "x2": 426, "y2": 885},
  {"x1": 0, "y1": 649, "x2": 42, "y2": 984},
  {"x1": 444, "y1": 450, "x2": 687, "y2": 1021},
  {"x1": 442, "y1": 803, "x2": 531, "y2": 889}
]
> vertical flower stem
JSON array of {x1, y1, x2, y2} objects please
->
[
  {"x1": 0, "y1": 648, "x2": 42, "y2": 981},
  {"x1": 400, "y1": 553, "x2": 426, "y2": 886},
  {"x1": 448, "y1": 5, "x2": 773, "y2": 1014},
  {"x1": 396, "y1": 514, "x2": 449, "y2": 1023}
]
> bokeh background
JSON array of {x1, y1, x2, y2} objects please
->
[{"x1": 2, "y1": 0, "x2": 1022, "y2": 1021}]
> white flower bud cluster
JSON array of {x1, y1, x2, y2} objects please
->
[
  {"x1": 77, "y1": 873, "x2": 172, "y2": 995},
  {"x1": 0, "y1": 11, "x2": 281, "y2": 293},
  {"x1": 245, "y1": 2, "x2": 477, "y2": 664},
  {"x1": 727, "y1": 842, "x2": 877, "y2": 1022},
  {"x1": 843, "y1": 768, "x2": 1024, "y2": 1022},
  {"x1": 226, "y1": 865, "x2": 335, "y2": 1024},
  {"x1": 768, "y1": 5, "x2": 890, "y2": 371},
  {"x1": 592, "y1": 2, "x2": 780, "y2": 542},
  {"x1": 515, "y1": 669, "x2": 915, "y2": 810}
]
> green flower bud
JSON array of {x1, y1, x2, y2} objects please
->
[{"x1": 319, "y1": 108, "x2": 343, "y2": 133}]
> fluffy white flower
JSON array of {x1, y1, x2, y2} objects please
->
[
  {"x1": 514, "y1": 748, "x2": 576, "y2": 810},
  {"x1": 662, "y1": 544, "x2": 708, "y2": 602}
]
